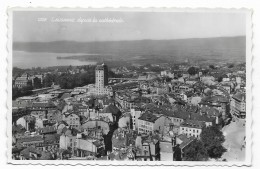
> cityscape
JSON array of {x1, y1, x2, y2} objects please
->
[{"x1": 11, "y1": 10, "x2": 247, "y2": 162}]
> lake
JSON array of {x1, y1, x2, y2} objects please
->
[{"x1": 13, "y1": 51, "x2": 97, "y2": 69}]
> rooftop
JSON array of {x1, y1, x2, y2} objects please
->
[
  {"x1": 100, "y1": 104, "x2": 121, "y2": 116},
  {"x1": 138, "y1": 112, "x2": 162, "y2": 123},
  {"x1": 180, "y1": 119, "x2": 205, "y2": 129},
  {"x1": 17, "y1": 135, "x2": 44, "y2": 144},
  {"x1": 232, "y1": 92, "x2": 246, "y2": 102}
]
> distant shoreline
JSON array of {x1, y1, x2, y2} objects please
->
[{"x1": 12, "y1": 36, "x2": 246, "y2": 69}]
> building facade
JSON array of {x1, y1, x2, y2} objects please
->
[
  {"x1": 137, "y1": 112, "x2": 165, "y2": 134},
  {"x1": 14, "y1": 73, "x2": 33, "y2": 88},
  {"x1": 179, "y1": 120, "x2": 204, "y2": 139},
  {"x1": 231, "y1": 92, "x2": 246, "y2": 119}
]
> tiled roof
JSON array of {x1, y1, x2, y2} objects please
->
[
  {"x1": 142, "y1": 103, "x2": 215, "y2": 123},
  {"x1": 190, "y1": 112, "x2": 215, "y2": 123},
  {"x1": 62, "y1": 127, "x2": 80, "y2": 136},
  {"x1": 180, "y1": 119, "x2": 205, "y2": 129},
  {"x1": 138, "y1": 112, "x2": 162, "y2": 123},
  {"x1": 56, "y1": 101, "x2": 67, "y2": 110},
  {"x1": 80, "y1": 115, "x2": 88, "y2": 124},
  {"x1": 12, "y1": 146, "x2": 25, "y2": 154},
  {"x1": 101, "y1": 104, "x2": 121, "y2": 115},
  {"x1": 12, "y1": 124, "x2": 26, "y2": 134},
  {"x1": 200, "y1": 106, "x2": 221, "y2": 117},
  {"x1": 32, "y1": 101, "x2": 56, "y2": 108},
  {"x1": 111, "y1": 82, "x2": 139, "y2": 90},
  {"x1": 20, "y1": 146, "x2": 42, "y2": 159},
  {"x1": 37, "y1": 126, "x2": 57, "y2": 134},
  {"x1": 44, "y1": 133, "x2": 60, "y2": 143},
  {"x1": 39, "y1": 151, "x2": 53, "y2": 160},
  {"x1": 92, "y1": 140, "x2": 103, "y2": 147},
  {"x1": 17, "y1": 135, "x2": 44, "y2": 144},
  {"x1": 185, "y1": 105, "x2": 198, "y2": 114},
  {"x1": 232, "y1": 92, "x2": 246, "y2": 102},
  {"x1": 60, "y1": 93, "x2": 72, "y2": 100},
  {"x1": 204, "y1": 95, "x2": 229, "y2": 103},
  {"x1": 12, "y1": 101, "x2": 33, "y2": 108},
  {"x1": 160, "y1": 141, "x2": 173, "y2": 153},
  {"x1": 58, "y1": 120, "x2": 69, "y2": 126},
  {"x1": 177, "y1": 134, "x2": 196, "y2": 149}
]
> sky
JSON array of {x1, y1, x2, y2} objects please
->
[{"x1": 13, "y1": 11, "x2": 246, "y2": 42}]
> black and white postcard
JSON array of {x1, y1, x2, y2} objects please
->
[{"x1": 7, "y1": 8, "x2": 252, "y2": 166}]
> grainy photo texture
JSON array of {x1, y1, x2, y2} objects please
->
[{"x1": 7, "y1": 8, "x2": 252, "y2": 165}]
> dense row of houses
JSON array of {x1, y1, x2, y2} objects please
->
[{"x1": 12, "y1": 63, "x2": 246, "y2": 161}]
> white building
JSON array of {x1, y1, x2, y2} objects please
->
[
  {"x1": 179, "y1": 120, "x2": 205, "y2": 139},
  {"x1": 161, "y1": 70, "x2": 174, "y2": 78},
  {"x1": 137, "y1": 112, "x2": 165, "y2": 134},
  {"x1": 130, "y1": 108, "x2": 143, "y2": 130}
]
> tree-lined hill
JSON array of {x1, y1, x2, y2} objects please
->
[{"x1": 13, "y1": 36, "x2": 246, "y2": 63}]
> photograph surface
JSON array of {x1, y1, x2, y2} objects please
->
[{"x1": 8, "y1": 8, "x2": 252, "y2": 165}]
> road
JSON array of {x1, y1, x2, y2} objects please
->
[{"x1": 221, "y1": 119, "x2": 246, "y2": 161}]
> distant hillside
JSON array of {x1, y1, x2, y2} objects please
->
[{"x1": 13, "y1": 36, "x2": 246, "y2": 63}]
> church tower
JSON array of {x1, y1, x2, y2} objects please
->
[{"x1": 95, "y1": 63, "x2": 108, "y2": 95}]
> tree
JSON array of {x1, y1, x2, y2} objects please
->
[
  {"x1": 228, "y1": 64, "x2": 234, "y2": 68},
  {"x1": 205, "y1": 89, "x2": 213, "y2": 96},
  {"x1": 173, "y1": 144, "x2": 183, "y2": 161},
  {"x1": 43, "y1": 73, "x2": 56, "y2": 87},
  {"x1": 138, "y1": 88, "x2": 142, "y2": 97},
  {"x1": 177, "y1": 73, "x2": 182, "y2": 78},
  {"x1": 12, "y1": 87, "x2": 21, "y2": 100},
  {"x1": 217, "y1": 76, "x2": 223, "y2": 82},
  {"x1": 209, "y1": 65, "x2": 215, "y2": 69},
  {"x1": 12, "y1": 67, "x2": 26, "y2": 79},
  {"x1": 33, "y1": 77, "x2": 42, "y2": 89},
  {"x1": 200, "y1": 126, "x2": 227, "y2": 159},
  {"x1": 202, "y1": 69, "x2": 209, "y2": 75},
  {"x1": 183, "y1": 140, "x2": 208, "y2": 161},
  {"x1": 150, "y1": 66, "x2": 163, "y2": 73},
  {"x1": 147, "y1": 88, "x2": 151, "y2": 94},
  {"x1": 165, "y1": 77, "x2": 172, "y2": 82},
  {"x1": 187, "y1": 67, "x2": 198, "y2": 76},
  {"x1": 20, "y1": 86, "x2": 33, "y2": 96},
  {"x1": 12, "y1": 85, "x2": 33, "y2": 100}
]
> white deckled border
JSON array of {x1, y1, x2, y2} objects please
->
[{"x1": 6, "y1": 7, "x2": 253, "y2": 166}]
